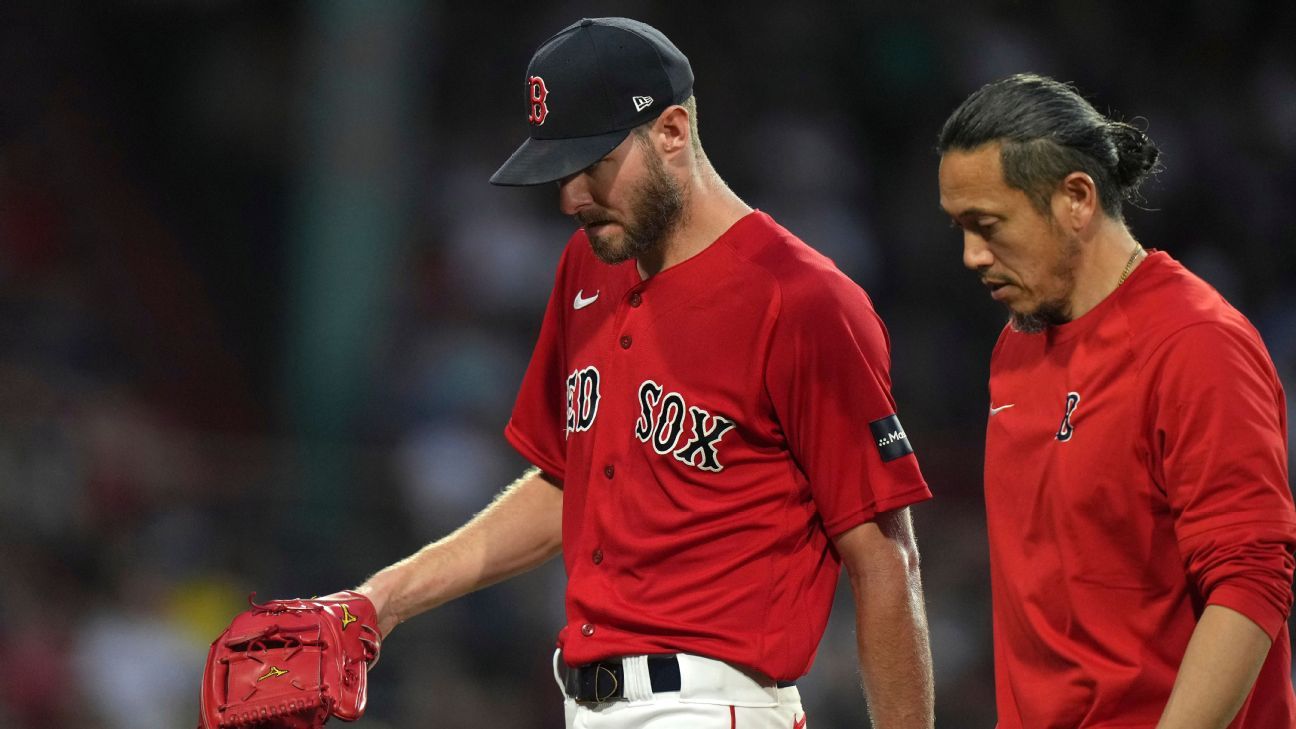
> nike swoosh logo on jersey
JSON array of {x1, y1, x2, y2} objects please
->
[
  {"x1": 573, "y1": 290, "x2": 599, "y2": 310},
  {"x1": 988, "y1": 403, "x2": 1015, "y2": 415}
]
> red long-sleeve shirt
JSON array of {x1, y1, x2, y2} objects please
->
[{"x1": 984, "y1": 251, "x2": 1296, "y2": 728}]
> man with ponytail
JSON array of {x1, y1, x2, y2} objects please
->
[{"x1": 938, "y1": 74, "x2": 1296, "y2": 728}]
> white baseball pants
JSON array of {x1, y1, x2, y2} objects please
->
[{"x1": 554, "y1": 650, "x2": 808, "y2": 729}]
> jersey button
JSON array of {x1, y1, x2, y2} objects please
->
[
  {"x1": 592, "y1": 549, "x2": 603, "y2": 565},
  {"x1": 629, "y1": 292, "x2": 642, "y2": 307},
  {"x1": 580, "y1": 623, "x2": 595, "y2": 637},
  {"x1": 603, "y1": 465, "x2": 614, "y2": 479},
  {"x1": 619, "y1": 335, "x2": 632, "y2": 349}
]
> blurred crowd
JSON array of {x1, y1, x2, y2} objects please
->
[{"x1": 0, "y1": 2, "x2": 1292, "y2": 728}]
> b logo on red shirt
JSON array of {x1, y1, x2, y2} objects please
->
[
  {"x1": 634, "y1": 380, "x2": 736, "y2": 472},
  {"x1": 527, "y1": 75, "x2": 549, "y2": 126},
  {"x1": 1056, "y1": 391, "x2": 1081, "y2": 442}
]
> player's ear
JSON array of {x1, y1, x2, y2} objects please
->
[
  {"x1": 1052, "y1": 171, "x2": 1099, "y2": 231},
  {"x1": 651, "y1": 105, "x2": 691, "y2": 160}
]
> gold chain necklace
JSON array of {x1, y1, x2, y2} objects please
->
[{"x1": 1117, "y1": 244, "x2": 1144, "y2": 287}]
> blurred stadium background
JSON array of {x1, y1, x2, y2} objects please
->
[{"x1": 1, "y1": 2, "x2": 1293, "y2": 727}]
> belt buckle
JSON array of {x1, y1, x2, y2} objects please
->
[{"x1": 573, "y1": 662, "x2": 627, "y2": 704}]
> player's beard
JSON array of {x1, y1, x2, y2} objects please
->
[
  {"x1": 1007, "y1": 231, "x2": 1081, "y2": 334},
  {"x1": 582, "y1": 145, "x2": 685, "y2": 266}
]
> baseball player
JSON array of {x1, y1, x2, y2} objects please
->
[
  {"x1": 358, "y1": 17, "x2": 935, "y2": 728},
  {"x1": 938, "y1": 74, "x2": 1296, "y2": 728}
]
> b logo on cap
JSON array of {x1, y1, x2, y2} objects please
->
[{"x1": 527, "y1": 75, "x2": 549, "y2": 126}]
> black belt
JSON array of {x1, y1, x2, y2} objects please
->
[{"x1": 563, "y1": 655, "x2": 795, "y2": 704}]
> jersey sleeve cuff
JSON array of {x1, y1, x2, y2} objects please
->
[
  {"x1": 504, "y1": 421, "x2": 566, "y2": 482},
  {"x1": 821, "y1": 482, "x2": 932, "y2": 539},
  {"x1": 1207, "y1": 583, "x2": 1290, "y2": 641}
]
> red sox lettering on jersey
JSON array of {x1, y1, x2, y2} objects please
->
[
  {"x1": 564, "y1": 370, "x2": 737, "y2": 471},
  {"x1": 634, "y1": 380, "x2": 736, "y2": 472},
  {"x1": 565, "y1": 366, "x2": 599, "y2": 437}
]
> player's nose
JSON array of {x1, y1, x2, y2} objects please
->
[
  {"x1": 558, "y1": 173, "x2": 592, "y2": 216},
  {"x1": 962, "y1": 232, "x2": 994, "y2": 271}
]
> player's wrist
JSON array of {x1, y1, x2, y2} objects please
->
[{"x1": 355, "y1": 576, "x2": 404, "y2": 637}]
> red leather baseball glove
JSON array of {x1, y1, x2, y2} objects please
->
[{"x1": 199, "y1": 590, "x2": 381, "y2": 729}]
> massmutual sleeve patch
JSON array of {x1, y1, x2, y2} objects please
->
[{"x1": 869, "y1": 414, "x2": 914, "y2": 462}]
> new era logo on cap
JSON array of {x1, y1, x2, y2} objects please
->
[{"x1": 490, "y1": 17, "x2": 694, "y2": 186}]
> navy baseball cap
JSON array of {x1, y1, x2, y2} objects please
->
[{"x1": 489, "y1": 17, "x2": 694, "y2": 186}]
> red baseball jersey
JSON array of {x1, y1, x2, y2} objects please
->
[
  {"x1": 984, "y1": 251, "x2": 1296, "y2": 728},
  {"x1": 506, "y1": 211, "x2": 931, "y2": 680}
]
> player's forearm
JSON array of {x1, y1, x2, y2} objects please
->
[
  {"x1": 852, "y1": 563, "x2": 934, "y2": 728},
  {"x1": 1156, "y1": 604, "x2": 1273, "y2": 729},
  {"x1": 837, "y1": 512, "x2": 935, "y2": 729},
  {"x1": 357, "y1": 467, "x2": 563, "y2": 634}
]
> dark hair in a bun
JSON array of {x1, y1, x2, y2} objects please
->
[{"x1": 1107, "y1": 120, "x2": 1161, "y2": 191}]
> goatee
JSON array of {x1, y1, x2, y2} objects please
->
[{"x1": 1009, "y1": 312, "x2": 1049, "y2": 334}]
